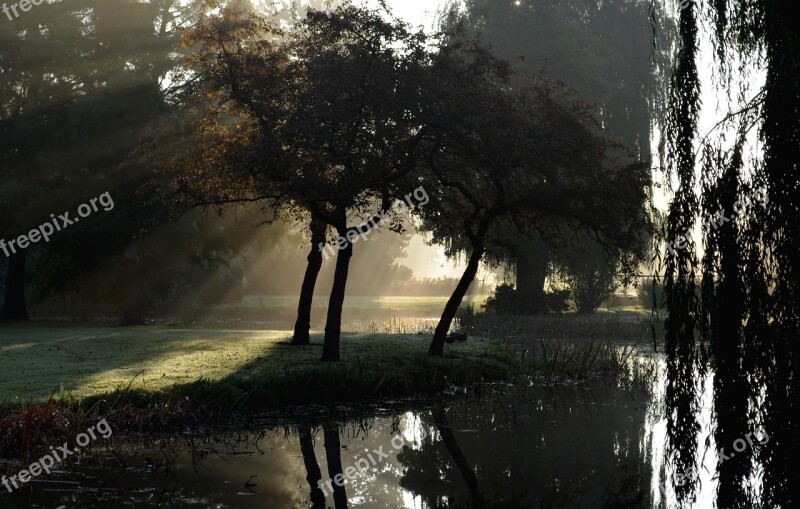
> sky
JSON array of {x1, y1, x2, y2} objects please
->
[{"x1": 365, "y1": 0, "x2": 449, "y2": 30}]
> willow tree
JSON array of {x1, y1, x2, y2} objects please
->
[{"x1": 661, "y1": 0, "x2": 799, "y2": 506}]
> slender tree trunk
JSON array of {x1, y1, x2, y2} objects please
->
[
  {"x1": 429, "y1": 242, "x2": 485, "y2": 356},
  {"x1": 323, "y1": 423, "x2": 348, "y2": 509},
  {"x1": 433, "y1": 406, "x2": 485, "y2": 508},
  {"x1": 516, "y1": 236, "x2": 549, "y2": 315},
  {"x1": 298, "y1": 426, "x2": 326, "y2": 508},
  {"x1": 120, "y1": 254, "x2": 144, "y2": 326},
  {"x1": 321, "y1": 227, "x2": 353, "y2": 362},
  {"x1": 292, "y1": 218, "x2": 326, "y2": 345},
  {"x1": 1, "y1": 252, "x2": 29, "y2": 321}
]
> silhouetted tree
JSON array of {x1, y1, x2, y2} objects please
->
[
  {"x1": 661, "y1": 0, "x2": 800, "y2": 506},
  {"x1": 418, "y1": 39, "x2": 649, "y2": 355},
  {"x1": 168, "y1": 2, "x2": 436, "y2": 360},
  {"x1": 440, "y1": 0, "x2": 673, "y2": 310}
]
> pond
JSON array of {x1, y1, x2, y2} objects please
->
[{"x1": 2, "y1": 348, "x2": 775, "y2": 509}]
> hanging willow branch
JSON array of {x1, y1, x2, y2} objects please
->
[
  {"x1": 659, "y1": 0, "x2": 800, "y2": 506},
  {"x1": 661, "y1": 0, "x2": 703, "y2": 503}
]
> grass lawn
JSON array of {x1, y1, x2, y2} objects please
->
[{"x1": 0, "y1": 323, "x2": 516, "y2": 409}]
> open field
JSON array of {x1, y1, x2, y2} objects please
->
[
  {"x1": 0, "y1": 313, "x2": 652, "y2": 411},
  {"x1": 0, "y1": 323, "x2": 514, "y2": 408}
]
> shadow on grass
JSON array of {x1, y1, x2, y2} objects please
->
[
  {"x1": 0, "y1": 322, "x2": 519, "y2": 416},
  {"x1": 74, "y1": 333, "x2": 519, "y2": 412},
  {"x1": 0, "y1": 322, "x2": 291, "y2": 401}
]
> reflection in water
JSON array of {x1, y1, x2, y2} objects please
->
[
  {"x1": 658, "y1": 210, "x2": 799, "y2": 509},
  {"x1": 657, "y1": 343, "x2": 795, "y2": 509},
  {"x1": 431, "y1": 406, "x2": 485, "y2": 508},
  {"x1": 0, "y1": 377, "x2": 655, "y2": 507},
  {"x1": 1, "y1": 353, "x2": 794, "y2": 507},
  {"x1": 298, "y1": 426, "x2": 325, "y2": 508},
  {"x1": 323, "y1": 423, "x2": 348, "y2": 509}
]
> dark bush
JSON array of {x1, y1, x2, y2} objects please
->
[{"x1": 483, "y1": 284, "x2": 571, "y2": 315}]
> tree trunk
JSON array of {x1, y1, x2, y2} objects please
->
[
  {"x1": 516, "y1": 236, "x2": 549, "y2": 315},
  {"x1": 292, "y1": 218, "x2": 326, "y2": 345},
  {"x1": 429, "y1": 243, "x2": 484, "y2": 356},
  {"x1": 120, "y1": 255, "x2": 144, "y2": 326},
  {"x1": 433, "y1": 406, "x2": 485, "y2": 508},
  {"x1": 298, "y1": 426, "x2": 326, "y2": 508},
  {"x1": 321, "y1": 227, "x2": 353, "y2": 362},
  {"x1": 0, "y1": 252, "x2": 29, "y2": 321},
  {"x1": 323, "y1": 424, "x2": 348, "y2": 509}
]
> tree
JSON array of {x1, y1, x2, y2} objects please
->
[
  {"x1": 161, "y1": 2, "x2": 436, "y2": 360},
  {"x1": 661, "y1": 1, "x2": 800, "y2": 506},
  {"x1": 0, "y1": 0, "x2": 208, "y2": 323},
  {"x1": 555, "y1": 238, "x2": 619, "y2": 314},
  {"x1": 418, "y1": 38, "x2": 650, "y2": 356},
  {"x1": 440, "y1": 0, "x2": 673, "y2": 311},
  {"x1": 0, "y1": 0, "x2": 86, "y2": 320},
  {"x1": 282, "y1": 6, "x2": 435, "y2": 360}
]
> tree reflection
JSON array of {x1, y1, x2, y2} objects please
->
[
  {"x1": 323, "y1": 423, "x2": 348, "y2": 509},
  {"x1": 298, "y1": 426, "x2": 326, "y2": 508},
  {"x1": 431, "y1": 406, "x2": 485, "y2": 508}
]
